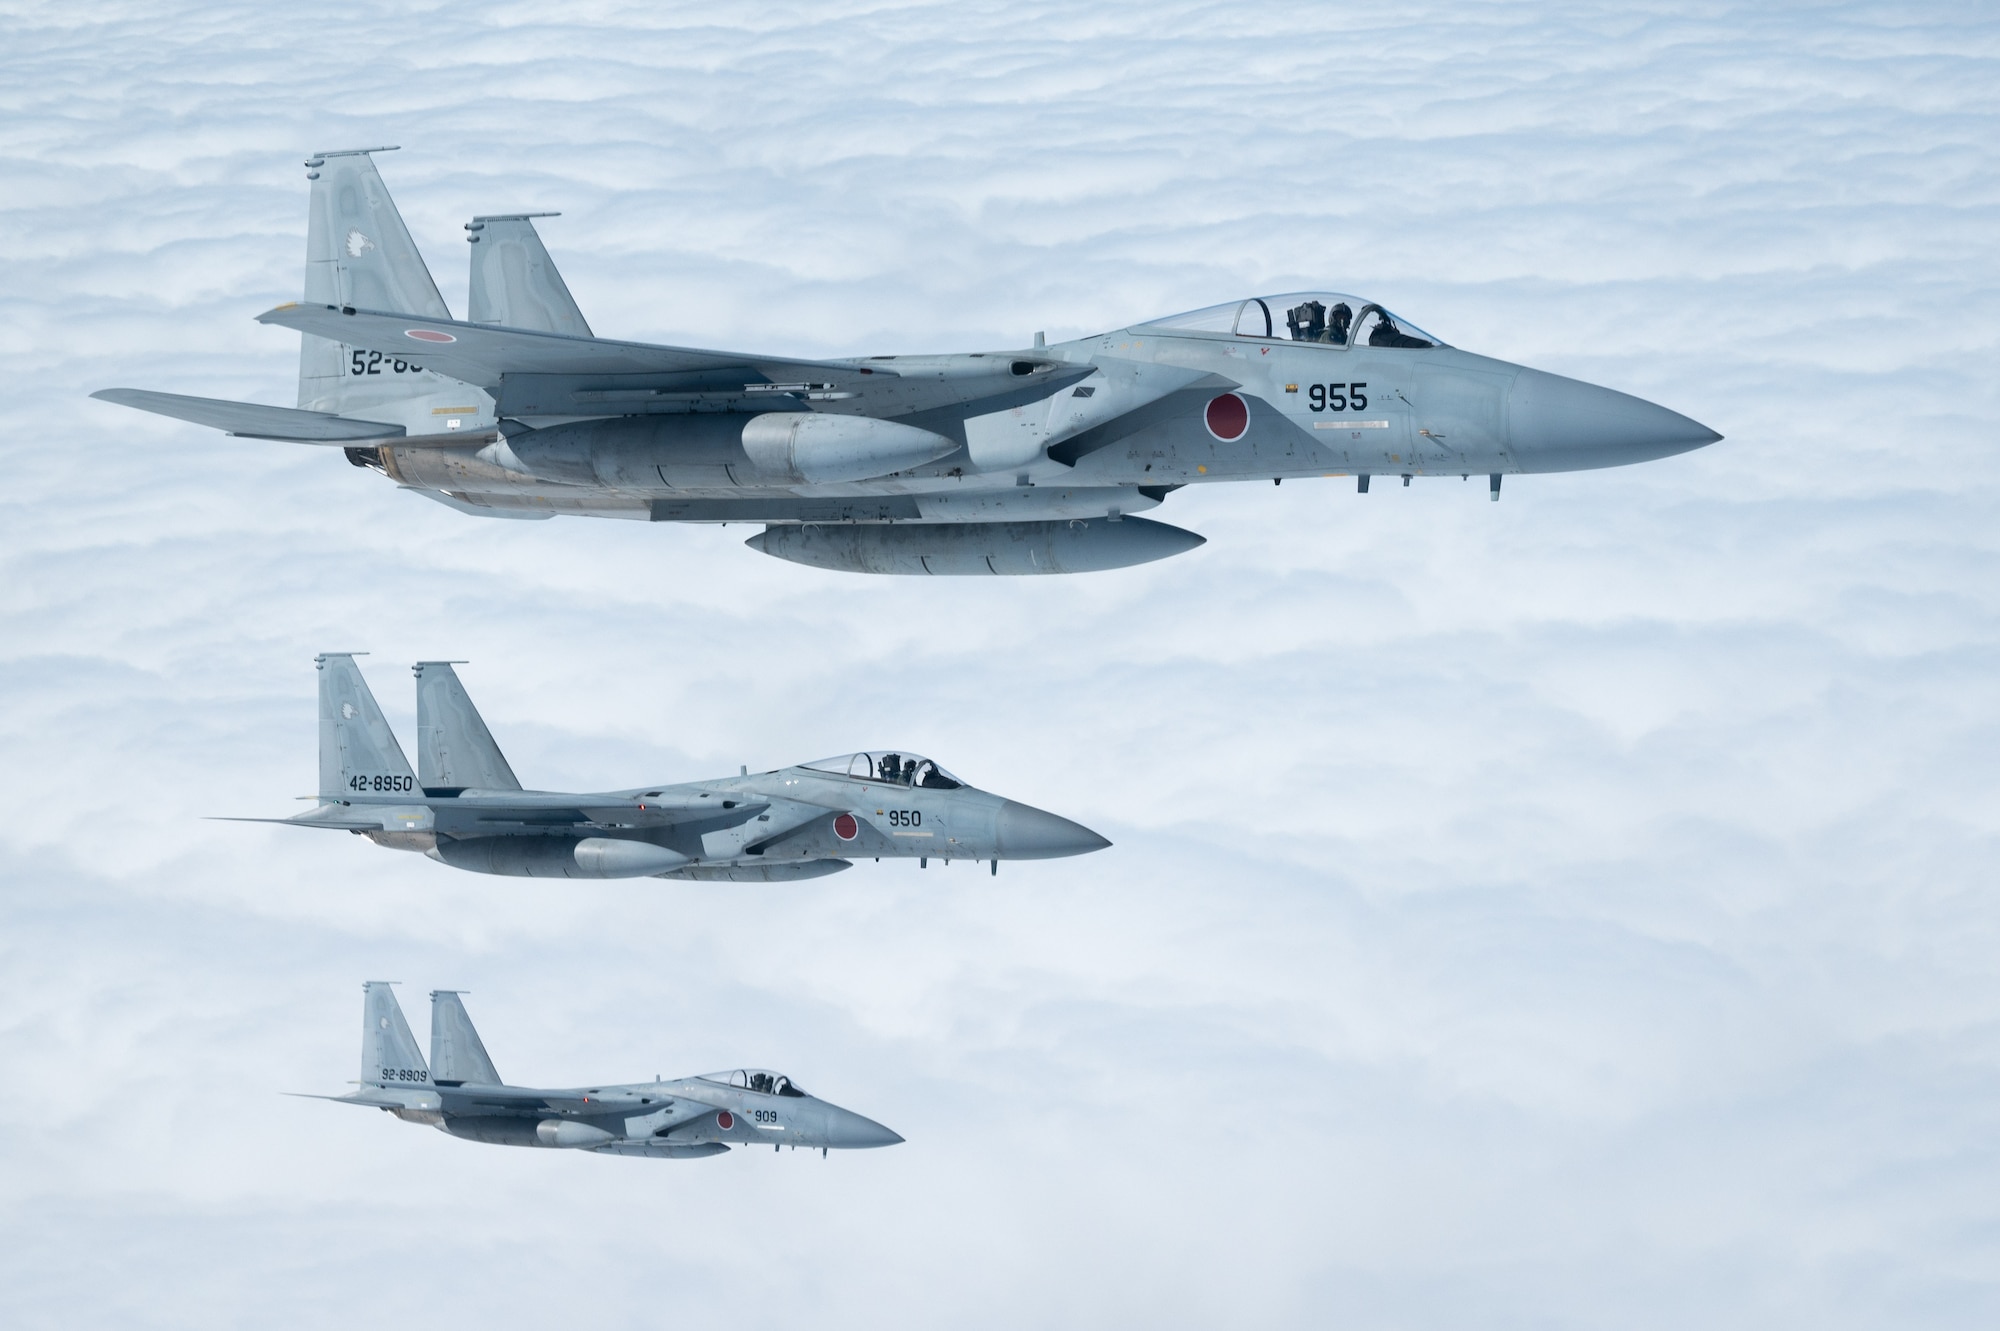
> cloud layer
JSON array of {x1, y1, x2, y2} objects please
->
[{"x1": 2, "y1": 2, "x2": 1998, "y2": 1327}]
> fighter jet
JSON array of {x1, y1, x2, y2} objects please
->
[
  {"x1": 94, "y1": 147, "x2": 1722, "y2": 574},
  {"x1": 305, "y1": 983, "x2": 901, "y2": 1158},
  {"x1": 227, "y1": 653, "x2": 1108, "y2": 880}
]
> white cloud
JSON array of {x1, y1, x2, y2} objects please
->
[{"x1": 2, "y1": 1, "x2": 1999, "y2": 1327}]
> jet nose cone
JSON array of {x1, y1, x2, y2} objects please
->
[
  {"x1": 994, "y1": 801, "x2": 1111, "y2": 860},
  {"x1": 1508, "y1": 368, "x2": 1721, "y2": 471},
  {"x1": 828, "y1": 1108, "x2": 904, "y2": 1149}
]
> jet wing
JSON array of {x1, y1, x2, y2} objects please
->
[
  {"x1": 257, "y1": 303, "x2": 859, "y2": 392},
  {"x1": 91, "y1": 388, "x2": 406, "y2": 442},
  {"x1": 255, "y1": 303, "x2": 1091, "y2": 420},
  {"x1": 434, "y1": 1083, "x2": 662, "y2": 1115},
  {"x1": 235, "y1": 790, "x2": 766, "y2": 833},
  {"x1": 444, "y1": 790, "x2": 767, "y2": 830}
]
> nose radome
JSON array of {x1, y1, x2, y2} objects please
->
[
  {"x1": 994, "y1": 801, "x2": 1112, "y2": 860},
  {"x1": 1508, "y1": 368, "x2": 1721, "y2": 471},
  {"x1": 830, "y1": 1109, "x2": 904, "y2": 1149}
]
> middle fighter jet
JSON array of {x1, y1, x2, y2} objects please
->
[{"x1": 227, "y1": 653, "x2": 1108, "y2": 880}]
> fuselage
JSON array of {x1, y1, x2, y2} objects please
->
[
  {"x1": 324, "y1": 750, "x2": 1108, "y2": 879},
  {"x1": 353, "y1": 295, "x2": 1719, "y2": 524},
  {"x1": 385, "y1": 1072, "x2": 901, "y2": 1156}
]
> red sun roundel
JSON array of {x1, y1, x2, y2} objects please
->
[
  {"x1": 404, "y1": 328, "x2": 456, "y2": 344},
  {"x1": 833, "y1": 813, "x2": 860, "y2": 840},
  {"x1": 1204, "y1": 393, "x2": 1250, "y2": 441},
  {"x1": 716, "y1": 1110, "x2": 735, "y2": 1130}
]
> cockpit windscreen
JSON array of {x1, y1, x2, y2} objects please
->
[
  {"x1": 701, "y1": 1068, "x2": 809, "y2": 1098},
  {"x1": 801, "y1": 751, "x2": 964, "y2": 789},
  {"x1": 1139, "y1": 293, "x2": 1443, "y2": 348}
]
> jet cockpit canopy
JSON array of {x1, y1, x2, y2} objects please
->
[
  {"x1": 700, "y1": 1068, "x2": 809, "y2": 1098},
  {"x1": 1138, "y1": 293, "x2": 1443, "y2": 348},
  {"x1": 801, "y1": 751, "x2": 965, "y2": 790}
]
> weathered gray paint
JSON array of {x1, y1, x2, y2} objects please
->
[
  {"x1": 240, "y1": 654, "x2": 1108, "y2": 878},
  {"x1": 95, "y1": 149, "x2": 1722, "y2": 574}
]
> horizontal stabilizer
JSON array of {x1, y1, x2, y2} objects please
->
[
  {"x1": 284, "y1": 1089, "x2": 431, "y2": 1110},
  {"x1": 207, "y1": 810, "x2": 414, "y2": 832},
  {"x1": 91, "y1": 389, "x2": 405, "y2": 442}
]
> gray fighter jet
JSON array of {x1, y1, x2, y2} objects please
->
[
  {"x1": 95, "y1": 147, "x2": 1722, "y2": 574},
  {"x1": 229, "y1": 653, "x2": 1107, "y2": 880},
  {"x1": 305, "y1": 983, "x2": 901, "y2": 1158}
]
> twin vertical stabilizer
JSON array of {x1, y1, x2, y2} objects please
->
[
  {"x1": 414, "y1": 661, "x2": 522, "y2": 792},
  {"x1": 357, "y1": 984, "x2": 503, "y2": 1089},
  {"x1": 466, "y1": 214, "x2": 592, "y2": 337},
  {"x1": 295, "y1": 150, "x2": 586, "y2": 423},
  {"x1": 316, "y1": 653, "x2": 415, "y2": 798},
  {"x1": 298, "y1": 148, "x2": 453, "y2": 415},
  {"x1": 360, "y1": 982, "x2": 429, "y2": 1088},
  {"x1": 318, "y1": 655, "x2": 517, "y2": 799},
  {"x1": 429, "y1": 990, "x2": 502, "y2": 1085}
]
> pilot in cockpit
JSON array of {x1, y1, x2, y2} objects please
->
[
  {"x1": 901, "y1": 757, "x2": 917, "y2": 784},
  {"x1": 877, "y1": 753, "x2": 901, "y2": 782},
  {"x1": 1327, "y1": 302, "x2": 1353, "y2": 345},
  {"x1": 1368, "y1": 312, "x2": 1433, "y2": 348}
]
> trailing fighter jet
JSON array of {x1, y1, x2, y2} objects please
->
[
  {"x1": 94, "y1": 147, "x2": 1721, "y2": 574},
  {"x1": 304, "y1": 982, "x2": 901, "y2": 1158},
  {"x1": 227, "y1": 653, "x2": 1107, "y2": 880}
]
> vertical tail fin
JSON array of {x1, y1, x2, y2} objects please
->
[
  {"x1": 413, "y1": 661, "x2": 521, "y2": 793},
  {"x1": 360, "y1": 982, "x2": 428, "y2": 1088},
  {"x1": 465, "y1": 214, "x2": 593, "y2": 337},
  {"x1": 429, "y1": 990, "x2": 503, "y2": 1086},
  {"x1": 316, "y1": 653, "x2": 415, "y2": 798},
  {"x1": 297, "y1": 147, "x2": 452, "y2": 414}
]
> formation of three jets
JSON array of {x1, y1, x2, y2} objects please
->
[{"x1": 103, "y1": 148, "x2": 1719, "y2": 1159}]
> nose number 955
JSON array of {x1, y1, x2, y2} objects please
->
[{"x1": 1307, "y1": 383, "x2": 1368, "y2": 411}]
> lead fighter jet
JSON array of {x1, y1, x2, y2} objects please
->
[
  {"x1": 230, "y1": 653, "x2": 1108, "y2": 880},
  {"x1": 306, "y1": 983, "x2": 901, "y2": 1158},
  {"x1": 95, "y1": 147, "x2": 1721, "y2": 574}
]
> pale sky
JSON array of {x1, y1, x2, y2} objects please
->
[{"x1": 2, "y1": 3, "x2": 1997, "y2": 1327}]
